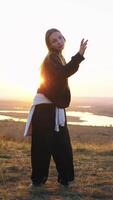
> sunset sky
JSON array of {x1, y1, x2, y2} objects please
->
[{"x1": 0, "y1": 0, "x2": 113, "y2": 101}]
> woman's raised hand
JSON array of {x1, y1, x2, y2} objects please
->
[{"x1": 79, "y1": 39, "x2": 88, "y2": 56}]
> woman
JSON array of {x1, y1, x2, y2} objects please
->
[{"x1": 24, "y1": 28, "x2": 88, "y2": 188}]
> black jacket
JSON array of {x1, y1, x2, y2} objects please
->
[{"x1": 37, "y1": 52, "x2": 84, "y2": 108}]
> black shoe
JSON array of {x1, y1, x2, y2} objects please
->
[
  {"x1": 61, "y1": 182, "x2": 69, "y2": 187},
  {"x1": 32, "y1": 182, "x2": 42, "y2": 187},
  {"x1": 31, "y1": 176, "x2": 47, "y2": 186},
  {"x1": 59, "y1": 179, "x2": 69, "y2": 187},
  {"x1": 28, "y1": 183, "x2": 42, "y2": 192},
  {"x1": 60, "y1": 183, "x2": 69, "y2": 189},
  {"x1": 29, "y1": 182, "x2": 42, "y2": 188}
]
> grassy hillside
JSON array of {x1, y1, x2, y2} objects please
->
[{"x1": 0, "y1": 121, "x2": 113, "y2": 199}]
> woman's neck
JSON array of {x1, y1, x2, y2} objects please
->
[{"x1": 50, "y1": 49, "x2": 62, "y2": 55}]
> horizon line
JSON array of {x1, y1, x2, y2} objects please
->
[{"x1": 0, "y1": 96, "x2": 113, "y2": 102}]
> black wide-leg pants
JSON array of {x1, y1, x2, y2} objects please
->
[{"x1": 31, "y1": 104, "x2": 74, "y2": 184}]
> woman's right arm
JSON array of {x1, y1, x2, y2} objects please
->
[
  {"x1": 45, "y1": 39, "x2": 88, "y2": 78},
  {"x1": 46, "y1": 52, "x2": 84, "y2": 78}
]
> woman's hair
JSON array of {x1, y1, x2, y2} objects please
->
[{"x1": 45, "y1": 28, "x2": 65, "y2": 51}]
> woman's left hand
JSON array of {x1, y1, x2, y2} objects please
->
[{"x1": 79, "y1": 39, "x2": 88, "y2": 56}]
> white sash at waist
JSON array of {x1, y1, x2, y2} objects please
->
[{"x1": 24, "y1": 93, "x2": 65, "y2": 136}]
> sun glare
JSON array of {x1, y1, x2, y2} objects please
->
[
  {"x1": 37, "y1": 72, "x2": 44, "y2": 89},
  {"x1": 39, "y1": 76, "x2": 44, "y2": 87}
]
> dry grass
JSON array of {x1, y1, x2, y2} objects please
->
[{"x1": 0, "y1": 122, "x2": 113, "y2": 200}]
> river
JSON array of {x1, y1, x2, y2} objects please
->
[{"x1": 0, "y1": 109, "x2": 113, "y2": 127}]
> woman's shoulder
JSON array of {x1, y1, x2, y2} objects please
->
[
  {"x1": 43, "y1": 52, "x2": 60, "y2": 65},
  {"x1": 46, "y1": 52, "x2": 59, "y2": 59}
]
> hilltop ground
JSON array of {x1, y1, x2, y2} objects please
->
[{"x1": 0, "y1": 120, "x2": 113, "y2": 200}]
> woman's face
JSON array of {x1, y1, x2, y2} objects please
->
[{"x1": 49, "y1": 31, "x2": 65, "y2": 51}]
